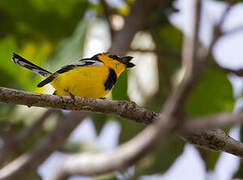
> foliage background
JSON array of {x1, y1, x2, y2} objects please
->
[{"x1": 0, "y1": 0, "x2": 242, "y2": 179}]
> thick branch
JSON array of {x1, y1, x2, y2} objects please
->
[
  {"x1": 0, "y1": 112, "x2": 86, "y2": 180},
  {"x1": 0, "y1": 87, "x2": 157, "y2": 125}
]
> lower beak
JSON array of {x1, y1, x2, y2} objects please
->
[
  {"x1": 126, "y1": 62, "x2": 135, "y2": 68},
  {"x1": 121, "y1": 56, "x2": 135, "y2": 68}
]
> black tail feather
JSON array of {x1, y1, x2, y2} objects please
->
[{"x1": 12, "y1": 53, "x2": 51, "y2": 77}]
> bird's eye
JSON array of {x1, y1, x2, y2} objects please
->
[{"x1": 109, "y1": 55, "x2": 119, "y2": 60}]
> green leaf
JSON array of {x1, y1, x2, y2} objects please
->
[
  {"x1": 157, "y1": 25, "x2": 183, "y2": 51},
  {"x1": 112, "y1": 71, "x2": 129, "y2": 100},
  {"x1": 206, "y1": 151, "x2": 221, "y2": 170},
  {"x1": 186, "y1": 68, "x2": 234, "y2": 116},
  {"x1": 92, "y1": 114, "x2": 109, "y2": 135},
  {"x1": 197, "y1": 148, "x2": 221, "y2": 171}
]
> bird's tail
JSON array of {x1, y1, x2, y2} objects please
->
[{"x1": 12, "y1": 53, "x2": 51, "y2": 77}]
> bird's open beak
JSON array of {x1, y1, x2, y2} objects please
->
[{"x1": 121, "y1": 56, "x2": 135, "y2": 68}]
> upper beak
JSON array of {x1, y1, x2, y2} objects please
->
[{"x1": 121, "y1": 56, "x2": 135, "y2": 68}]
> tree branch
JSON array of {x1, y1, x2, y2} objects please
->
[
  {"x1": 129, "y1": 47, "x2": 181, "y2": 60},
  {"x1": 223, "y1": 24, "x2": 243, "y2": 36},
  {"x1": 214, "y1": 63, "x2": 243, "y2": 77},
  {"x1": 0, "y1": 112, "x2": 86, "y2": 180},
  {"x1": 0, "y1": 87, "x2": 157, "y2": 124},
  {"x1": 184, "y1": 111, "x2": 243, "y2": 130},
  {"x1": 183, "y1": 129, "x2": 243, "y2": 157},
  {"x1": 0, "y1": 109, "x2": 56, "y2": 167}
]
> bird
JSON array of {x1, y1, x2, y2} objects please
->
[{"x1": 11, "y1": 52, "x2": 135, "y2": 98}]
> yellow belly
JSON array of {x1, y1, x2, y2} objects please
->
[{"x1": 50, "y1": 65, "x2": 110, "y2": 98}]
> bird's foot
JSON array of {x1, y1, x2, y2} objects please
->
[{"x1": 64, "y1": 89, "x2": 75, "y2": 100}]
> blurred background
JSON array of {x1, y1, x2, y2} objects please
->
[{"x1": 0, "y1": 0, "x2": 243, "y2": 179}]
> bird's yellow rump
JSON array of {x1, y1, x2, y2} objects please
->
[{"x1": 12, "y1": 53, "x2": 135, "y2": 98}]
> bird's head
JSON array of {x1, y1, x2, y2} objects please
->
[
  {"x1": 92, "y1": 52, "x2": 135, "y2": 76},
  {"x1": 92, "y1": 52, "x2": 135, "y2": 68}
]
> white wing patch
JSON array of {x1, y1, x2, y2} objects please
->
[
  {"x1": 13, "y1": 59, "x2": 42, "y2": 75},
  {"x1": 12, "y1": 57, "x2": 19, "y2": 64},
  {"x1": 73, "y1": 59, "x2": 104, "y2": 66},
  {"x1": 11, "y1": 54, "x2": 51, "y2": 76}
]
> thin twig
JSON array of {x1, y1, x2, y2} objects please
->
[
  {"x1": 214, "y1": 62, "x2": 243, "y2": 77},
  {"x1": 206, "y1": 0, "x2": 236, "y2": 55},
  {"x1": 100, "y1": 0, "x2": 114, "y2": 40},
  {"x1": 183, "y1": 111, "x2": 243, "y2": 130},
  {"x1": 217, "y1": 1, "x2": 234, "y2": 28},
  {"x1": 129, "y1": 48, "x2": 181, "y2": 60},
  {"x1": 223, "y1": 24, "x2": 243, "y2": 36}
]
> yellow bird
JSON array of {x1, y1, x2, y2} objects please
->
[{"x1": 12, "y1": 53, "x2": 135, "y2": 98}]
